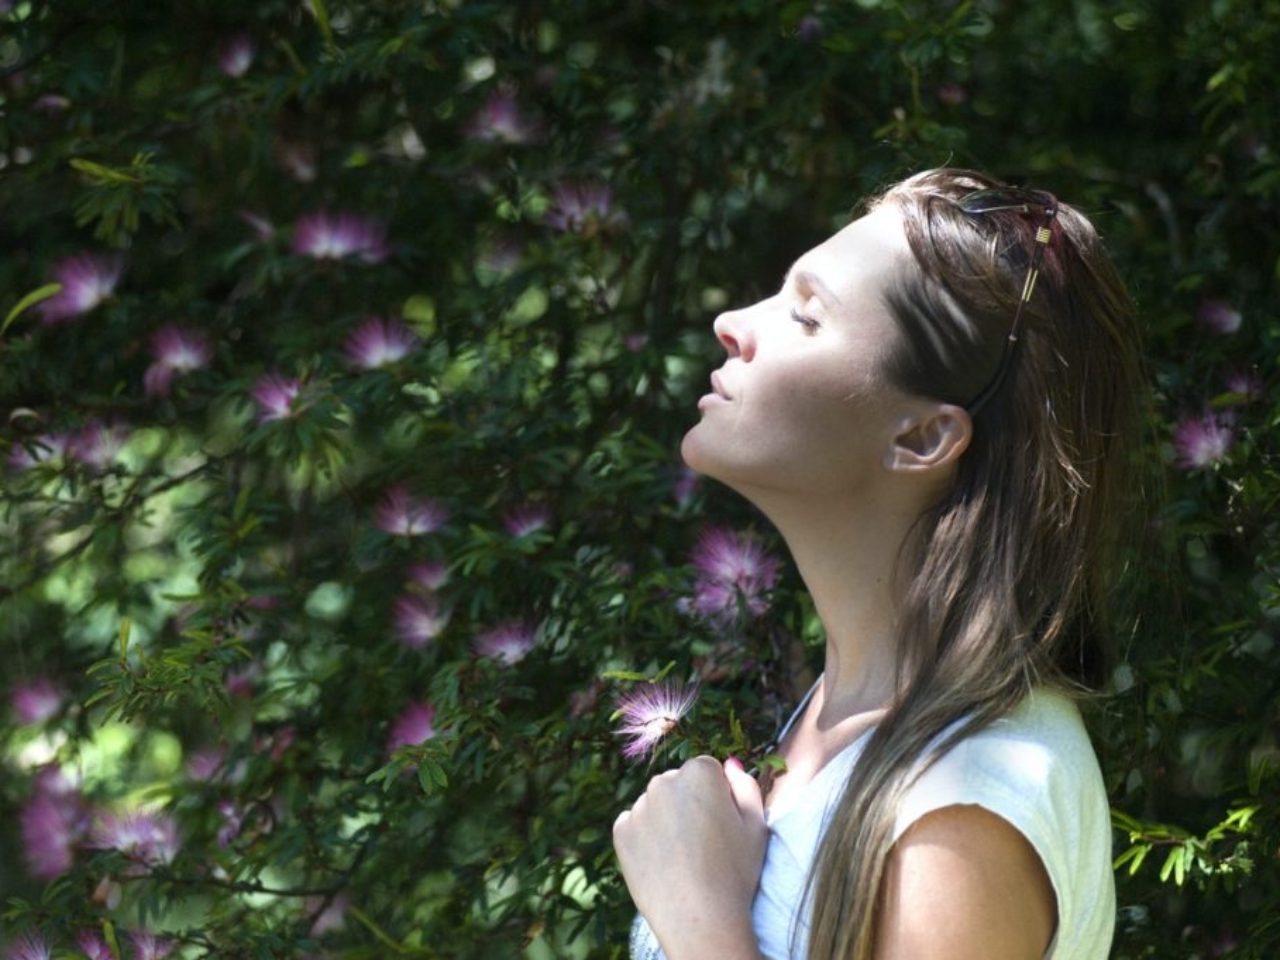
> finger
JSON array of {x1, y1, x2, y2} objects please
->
[{"x1": 723, "y1": 756, "x2": 764, "y2": 822}]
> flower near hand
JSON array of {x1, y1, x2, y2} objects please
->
[{"x1": 613, "y1": 679, "x2": 699, "y2": 760}]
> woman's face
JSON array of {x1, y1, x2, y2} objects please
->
[{"x1": 681, "y1": 203, "x2": 919, "y2": 501}]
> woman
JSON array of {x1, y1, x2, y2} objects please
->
[{"x1": 614, "y1": 167, "x2": 1146, "y2": 959}]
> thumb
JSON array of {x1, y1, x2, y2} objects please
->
[{"x1": 723, "y1": 757, "x2": 764, "y2": 822}]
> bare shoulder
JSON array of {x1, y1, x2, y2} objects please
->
[{"x1": 873, "y1": 803, "x2": 1057, "y2": 960}]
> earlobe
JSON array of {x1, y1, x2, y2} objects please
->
[{"x1": 884, "y1": 405, "x2": 972, "y2": 473}]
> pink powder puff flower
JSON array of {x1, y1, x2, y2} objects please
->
[
  {"x1": 128, "y1": 931, "x2": 175, "y2": 960},
  {"x1": 796, "y1": 15, "x2": 824, "y2": 42},
  {"x1": 393, "y1": 594, "x2": 450, "y2": 649},
  {"x1": 75, "y1": 931, "x2": 113, "y2": 960},
  {"x1": 38, "y1": 253, "x2": 125, "y2": 324},
  {"x1": 252, "y1": 372, "x2": 302, "y2": 422},
  {"x1": 69, "y1": 420, "x2": 129, "y2": 471},
  {"x1": 4, "y1": 933, "x2": 52, "y2": 960},
  {"x1": 343, "y1": 316, "x2": 419, "y2": 370},
  {"x1": 1172, "y1": 412, "x2": 1235, "y2": 469},
  {"x1": 936, "y1": 82, "x2": 968, "y2": 106},
  {"x1": 292, "y1": 211, "x2": 389, "y2": 264},
  {"x1": 387, "y1": 702, "x2": 437, "y2": 752},
  {"x1": 7, "y1": 432, "x2": 70, "y2": 471},
  {"x1": 503, "y1": 502, "x2": 551, "y2": 538},
  {"x1": 614, "y1": 680, "x2": 699, "y2": 760},
  {"x1": 89, "y1": 809, "x2": 180, "y2": 870},
  {"x1": 682, "y1": 527, "x2": 782, "y2": 624},
  {"x1": 545, "y1": 182, "x2": 626, "y2": 234},
  {"x1": 473, "y1": 620, "x2": 538, "y2": 665},
  {"x1": 476, "y1": 235, "x2": 524, "y2": 276},
  {"x1": 406, "y1": 560, "x2": 449, "y2": 592},
  {"x1": 11, "y1": 678, "x2": 63, "y2": 724},
  {"x1": 20, "y1": 788, "x2": 82, "y2": 878},
  {"x1": 375, "y1": 485, "x2": 448, "y2": 536},
  {"x1": 218, "y1": 33, "x2": 255, "y2": 78},
  {"x1": 466, "y1": 89, "x2": 538, "y2": 144},
  {"x1": 1196, "y1": 298, "x2": 1242, "y2": 335},
  {"x1": 144, "y1": 325, "x2": 213, "y2": 397}
]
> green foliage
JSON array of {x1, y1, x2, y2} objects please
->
[{"x1": 1, "y1": 0, "x2": 1278, "y2": 957}]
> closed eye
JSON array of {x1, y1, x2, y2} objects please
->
[{"x1": 790, "y1": 307, "x2": 820, "y2": 331}]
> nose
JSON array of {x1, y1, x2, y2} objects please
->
[{"x1": 713, "y1": 308, "x2": 755, "y2": 362}]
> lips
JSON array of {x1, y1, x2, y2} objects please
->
[{"x1": 709, "y1": 370, "x2": 732, "y2": 400}]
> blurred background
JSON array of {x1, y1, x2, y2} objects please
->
[{"x1": 1, "y1": 0, "x2": 1277, "y2": 956}]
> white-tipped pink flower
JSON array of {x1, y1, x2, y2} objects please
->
[
  {"x1": 393, "y1": 594, "x2": 450, "y2": 649},
  {"x1": 614, "y1": 680, "x2": 699, "y2": 760},
  {"x1": 387, "y1": 702, "x2": 437, "y2": 752},
  {"x1": 4, "y1": 932, "x2": 52, "y2": 960},
  {"x1": 277, "y1": 141, "x2": 317, "y2": 182},
  {"x1": 38, "y1": 253, "x2": 125, "y2": 324},
  {"x1": 1196, "y1": 298, "x2": 1242, "y2": 335},
  {"x1": 218, "y1": 33, "x2": 255, "y2": 78},
  {"x1": 375, "y1": 485, "x2": 448, "y2": 536},
  {"x1": 407, "y1": 560, "x2": 449, "y2": 592},
  {"x1": 1173, "y1": 412, "x2": 1235, "y2": 469},
  {"x1": 11, "y1": 678, "x2": 63, "y2": 724},
  {"x1": 466, "y1": 89, "x2": 538, "y2": 144},
  {"x1": 89, "y1": 809, "x2": 180, "y2": 870},
  {"x1": 144, "y1": 325, "x2": 213, "y2": 397},
  {"x1": 252, "y1": 372, "x2": 302, "y2": 423},
  {"x1": 343, "y1": 316, "x2": 419, "y2": 370},
  {"x1": 127, "y1": 931, "x2": 175, "y2": 960},
  {"x1": 7, "y1": 432, "x2": 70, "y2": 471},
  {"x1": 292, "y1": 211, "x2": 389, "y2": 264},
  {"x1": 69, "y1": 420, "x2": 130, "y2": 471},
  {"x1": 185, "y1": 745, "x2": 227, "y2": 782},
  {"x1": 545, "y1": 182, "x2": 626, "y2": 234},
  {"x1": 74, "y1": 931, "x2": 112, "y2": 960},
  {"x1": 476, "y1": 235, "x2": 524, "y2": 276},
  {"x1": 473, "y1": 620, "x2": 538, "y2": 665},
  {"x1": 503, "y1": 502, "x2": 551, "y2": 538},
  {"x1": 685, "y1": 527, "x2": 782, "y2": 624}
]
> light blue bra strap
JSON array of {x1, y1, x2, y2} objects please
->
[{"x1": 767, "y1": 674, "x2": 822, "y2": 753}]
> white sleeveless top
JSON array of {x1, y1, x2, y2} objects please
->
[{"x1": 629, "y1": 681, "x2": 1115, "y2": 959}]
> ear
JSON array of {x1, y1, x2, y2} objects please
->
[{"x1": 884, "y1": 404, "x2": 972, "y2": 474}]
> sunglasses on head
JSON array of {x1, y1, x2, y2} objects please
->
[{"x1": 954, "y1": 187, "x2": 1059, "y2": 416}]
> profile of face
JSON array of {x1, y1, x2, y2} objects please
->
[{"x1": 682, "y1": 203, "x2": 953, "y2": 506}]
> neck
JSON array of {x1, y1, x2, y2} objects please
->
[{"x1": 744, "y1": 483, "x2": 926, "y2": 728}]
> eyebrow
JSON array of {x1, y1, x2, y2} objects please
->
[{"x1": 784, "y1": 267, "x2": 843, "y2": 309}]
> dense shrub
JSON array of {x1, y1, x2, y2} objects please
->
[{"x1": 1, "y1": 1, "x2": 1277, "y2": 956}]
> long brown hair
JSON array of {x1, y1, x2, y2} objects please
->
[{"x1": 800, "y1": 168, "x2": 1150, "y2": 959}]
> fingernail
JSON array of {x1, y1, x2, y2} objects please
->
[{"x1": 725, "y1": 756, "x2": 744, "y2": 772}]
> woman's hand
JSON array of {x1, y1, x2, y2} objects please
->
[{"x1": 613, "y1": 756, "x2": 768, "y2": 960}]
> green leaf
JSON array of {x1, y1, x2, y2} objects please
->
[
  {"x1": 2, "y1": 283, "x2": 61, "y2": 336},
  {"x1": 69, "y1": 157, "x2": 142, "y2": 185}
]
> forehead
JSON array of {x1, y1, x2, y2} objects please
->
[{"x1": 789, "y1": 203, "x2": 910, "y2": 312}]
